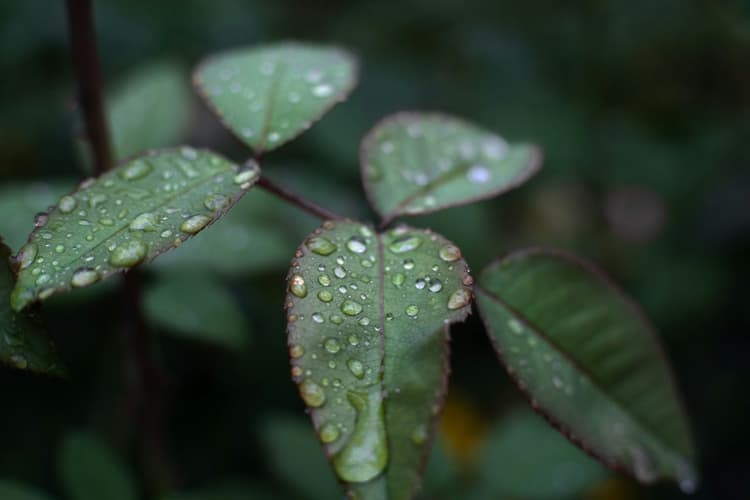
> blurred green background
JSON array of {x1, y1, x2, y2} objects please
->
[{"x1": 1, "y1": 1, "x2": 748, "y2": 499}]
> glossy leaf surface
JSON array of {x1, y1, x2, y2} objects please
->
[
  {"x1": 475, "y1": 248, "x2": 697, "y2": 491},
  {"x1": 11, "y1": 148, "x2": 259, "y2": 311},
  {"x1": 361, "y1": 112, "x2": 541, "y2": 223},
  {"x1": 0, "y1": 240, "x2": 64, "y2": 375},
  {"x1": 194, "y1": 42, "x2": 357, "y2": 153},
  {"x1": 286, "y1": 220, "x2": 472, "y2": 499}
]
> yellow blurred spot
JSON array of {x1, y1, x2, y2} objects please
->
[{"x1": 439, "y1": 391, "x2": 489, "y2": 468}]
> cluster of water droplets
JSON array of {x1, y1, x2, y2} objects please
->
[
  {"x1": 11, "y1": 149, "x2": 257, "y2": 309},
  {"x1": 198, "y1": 44, "x2": 353, "y2": 150}
]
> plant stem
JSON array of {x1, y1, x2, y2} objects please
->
[
  {"x1": 257, "y1": 176, "x2": 343, "y2": 221},
  {"x1": 65, "y1": 0, "x2": 174, "y2": 492},
  {"x1": 65, "y1": 0, "x2": 113, "y2": 175}
]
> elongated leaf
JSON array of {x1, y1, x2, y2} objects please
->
[
  {"x1": 10, "y1": 148, "x2": 260, "y2": 311},
  {"x1": 286, "y1": 220, "x2": 472, "y2": 499},
  {"x1": 474, "y1": 248, "x2": 697, "y2": 492},
  {"x1": 145, "y1": 271, "x2": 250, "y2": 350},
  {"x1": 360, "y1": 112, "x2": 541, "y2": 224},
  {"x1": 0, "y1": 481, "x2": 53, "y2": 500},
  {"x1": 194, "y1": 42, "x2": 357, "y2": 154},
  {"x1": 59, "y1": 431, "x2": 136, "y2": 500},
  {"x1": 1, "y1": 240, "x2": 64, "y2": 375},
  {"x1": 477, "y1": 409, "x2": 606, "y2": 499}
]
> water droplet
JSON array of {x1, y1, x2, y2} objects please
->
[
  {"x1": 334, "y1": 266, "x2": 347, "y2": 279},
  {"x1": 388, "y1": 235, "x2": 422, "y2": 253},
  {"x1": 415, "y1": 279, "x2": 426, "y2": 290},
  {"x1": 439, "y1": 244, "x2": 462, "y2": 262},
  {"x1": 307, "y1": 237, "x2": 337, "y2": 256},
  {"x1": 324, "y1": 338, "x2": 341, "y2": 353},
  {"x1": 35, "y1": 274, "x2": 51, "y2": 286},
  {"x1": 289, "y1": 274, "x2": 307, "y2": 298},
  {"x1": 403, "y1": 259, "x2": 415, "y2": 270},
  {"x1": 129, "y1": 212, "x2": 158, "y2": 232},
  {"x1": 290, "y1": 345, "x2": 305, "y2": 358},
  {"x1": 109, "y1": 240, "x2": 147, "y2": 268},
  {"x1": 180, "y1": 215, "x2": 211, "y2": 234},
  {"x1": 204, "y1": 193, "x2": 230, "y2": 211},
  {"x1": 312, "y1": 313, "x2": 325, "y2": 324},
  {"x1": 405, "y1": 304, "x2": 419, "y2": 317},
  {"x1": 429, "y1": 279, "x2": 443, "y2": 293},
  {"x1": 317, "y1": 290, "x2": 333, "y2": 302},
  {"x1": 411, "y1": 424, "x2": 428, "y2": 445},
  {"x1": 318, "y1": 274, "x2": 331, "y2": 286},
  {"x1": 120, "y1": 160, "x2": 152, "y2": 180},
  {"x1": 358, "y1": 317, "x2": 370, "y2": 326},
  {"x1": 347, "y1": 359, "x2": 365, "y2": 379},
  {"x1": 300, "y1": 379, "x2": 326, "y2": 407},
  {"x1": 467, "y1": 165, "x2": 491, "y2": 183},
  {"x1": 71, "y1": 267, "x2": 100, "y2": 287},
  {"x1": 348, "y1": 334, "x2": 360, "y2": 346},
  {"x1": 320, "y1": 423, "x2": 340, "y2": 444},
  {"x1": 88, "y1": 193, "x2": 107, "y2": 208},
  {"x1": 330, "y1": 315, "x2": 343, "y2": 325},
  {"x1": 346, "y1": 237, "x2": 367, "y2": 254},
  {"x1": 312, "y1": 83, "x2": 333, "y2": 97},
  {"x1": 508, "y1": 318, "x2": 524, "y2": 334},
  {"x1": 17, "y1": 243, "x2": 37, "y2": 270},
  {"x1": 341, "y1": 300, "x2": 363, "y2": 316},
  {"x1": 391, "y1": 273, "x2": 405, "y2": 287},
  {"x1": 58, "y1": 195, "x2": 77, "y2": 213},
  {"x1": 552, "y1": 376, "x2": 564, "y2": 389},
  {"x1": 233, "y1": 168, "x2": 258, "y2": 186},
  {"x1": 447, "y1": 289, "x2": 471, "y2": 310},
  {"x1": 332, "y1": 391, "x2": 388, "y2": 483}
]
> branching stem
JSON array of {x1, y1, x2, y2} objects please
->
[{"x1": 257, "y1": 176, "x2": 343, "y2": 221}]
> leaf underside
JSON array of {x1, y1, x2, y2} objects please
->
[
  {"x1": 0, "y1": 239, "x2": 64, "y2": 376},
  {"x1": 286, "y1": 220, "x2": 472, "y2": 499},
  {"x1": 475, "y1": 248, "x2": 697, "y2": 492},
  {"x1": 194, "y1": 42, "x2": 357, "y2": 154},
  {"x1": 11, "y1": 147, "x2": 260, "y2": 311},
  {"x1": 360, "y1": 112, "x2": 541, "y2": 223}
]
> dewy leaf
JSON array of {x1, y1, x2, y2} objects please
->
[
  {"x1": 194, "y1": 42, "x2": 357, "y2": 154},
  {"x1": 360, "y1": 112, "x2": 542, "y2": 224},
  {"x1": 474, "y1": 248, "x2": 698, "y2": 492},
  {"x1": 0, "y1": 239, "x2": 64, "y2": 376},
  {"x1": 286, "y1": 220, "x2": 473, "y2": 499},
  {"x1": 10, "y1": 147, "x2": 260, "y2": 311},
  {"x1": 144, "y1": 271, "x2": 250, "y2": 350},
  {"x1": 59, "y1": 431, "x2": 136, "y2": 500}
]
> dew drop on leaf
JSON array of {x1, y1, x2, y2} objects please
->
[
  {"x1": 324, "y1": 338, "x2": 341, "y2": 354},
  {"x1": 70, "y1": 268, "x2": 100, "y2": 288},
  {"x1": 438, "y1": 244, "x2": 461, "y2": 262},
  {"x1": 340, "y1": 300, "x2": 362, "y2": 316},
  {"x1": 320, "y1": 422, "x2": 340, "y2": 444},
  {"x1": 333, "y1": 390, "x2": 388, "y2": 483},
  {"x1": 307, "y1": 236, "x2": 337, "y2": 256},
  {"x1": 109, "y1": 240, "x2": 147, "y2": 268},
  {"x1": 447, "y1": 289, "x2": 471, "y2": 310},
  {"x1": 388, "y1": 235, "x2": 422, "y2": 254},
  {"x1": 289, "y1": 274, "x2": 307, "y2": 298},
  {"x1": 180, "y1": 214, "x2": 212, "y2": 234},
  {"x1": 300, "y1": 379, "x2": 326, "y2": 407},
  {"x1": 129, "y1": 212, "x2": 158, "y2": 232},
  {"x1": 58, "y1": 195, "x2": 77, "y2": 213}
]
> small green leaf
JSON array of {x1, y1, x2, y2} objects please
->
[
  {"x1": 59, "y1": 431, "x2": 136, "y2": 500},
  {"x1": 145, "y1": 271, "x2": 250, "y2": 350},
  {"x1": 475, "y1": 248, "x2": 697, "y2": 492},
  {"x1": 0, "y1": 481, "x2": 53, "y2": 500},
  {"x1": 257, "y1": 413, "x2": 340, "y2": 500},
  {"x1": 360, "y1": 112, "x2": 541, "y2": 224},
  {"x1": 194, "y1": 42, "x2": 357, "y2": 153},
  {"x1": 286, "y1": 220, "x2": 472, "y2": 499},
  {"x1": 10, "y1": 148, "x2": 260, "y2": 311},
  {"x1": 1, "y1": 239, "x2": 64, "y2": 376},
  {"x1": 477, "y1": 409, "x2": 606, "y2": 499},
  {"x1": 109, "y1": 61, "x2": 191, "y2": 160}
]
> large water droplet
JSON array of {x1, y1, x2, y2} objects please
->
[
  {"x1": 320, "y1": 423, "x2": 340, "y2": 444},
  {"x1": 180, "y1": 215, "x2": 211, "y2": 234},
  {"x1": 109, "y1": 240, "x2": 147, "y2": 267},
  {"x1": 307, "y1": 237, "x2": 337, "y2": 256},
  {"x1": 405, "y1": 304, "x2": 419, "y2": 317},
  {"x1": 58, "y1": 195, "x2": 77, "y2": 213},
  {"x1": 17, "y1": 243, "x2": 37, "y2": 270},
  {"x1": 233, "y1": 168, "x2": 258, "y2": 186},
  {"x1": 439, "y1": 244, "x2": 461, "y2": 262},
  {"x1": 317, "y1": 290, "x2": 333, "y2": 302},
  {"x1": 129, "y1": 212, "x2": 158, "y2": 232},
  {"x1": 346, "y1": 237, "x2": 367, "y2": 254},
  {"x1": 300, "y1": 379, "x2": 326, "y2": 407},
  {"x1": 388, "y1": 235, "x2": 422, "y2": 253},
  {"x1": 391, "y1": 273, "x2": 405, "y2": 287},
  {"x1": 429, "y1": 279, "x2": 443, "y2": 293},
  {"x1": 318, "y1": 274, "x2": 331, "y2": 286},
  {"x1": 71, "y1": 267, "x2": 100, "y2": 287},
  {"x1": 204, "y1": 193, "x2": 230, "y2": 211},
  {"x1": 467, "y1": 165, "x2": 491, "y2": 184},
  {"x1": 120, "y1": 160, "x2": 152, "y2": 180},
  {"x1": 447, "y1": 289, "x2": 471, "y2": 310},
  {"x1": 312, "y1": 313, "x2": 325, "y2": 324},
  {"x1": 289, "y1": 274, "x2": 307, "y2": 298},
  {"x1": 347, "y1": 359, "x2": 365, "y2": 379},
  {"x1": 290, "y1": 345, "x2": 305, "y2": 358},
  {"x1": 324, "y1": 338, "x2": 341, "y2": 353},
  {"x1": 332, "y1": 390, "x2": 388, "y2": 483},
  {"x1": 341, "y1": 300, "x2": 363, "y2": 316}
]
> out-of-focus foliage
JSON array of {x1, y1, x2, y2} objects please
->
[{"x1": 1, "y1": 0, "x2": 747, "y2": 499}]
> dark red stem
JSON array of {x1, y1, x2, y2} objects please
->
[{"x1": 257, "y1": 176, "x2": 343, "y2": 221}]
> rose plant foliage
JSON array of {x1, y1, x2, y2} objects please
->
[{"x1": 0, "y1": 42, "x2": 697, "y2": 499}]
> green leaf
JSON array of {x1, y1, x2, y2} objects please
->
[
  {"x1": 474, "y1": 248, "x2": 697, "y2": 492},
  {"x1": 360, "y1": 112, "x2": 541, "y2": 224},
  {"x1": 59, "y1": 431, "x2": 137, "y2": 500},
  {"x1": 257, "y1": 413, "x2": 340, "y2": 500},
  {"x1": 0, "y1": 481, "x2": 54, "y2": 500},
  {"x1": 194, "y1": 42, "x2": 357, "y2": 154},
  {"x1": 144, "y1": 271, "x2": 250, "y2": 350},
  {"x1": 109, "y1": 61, "x2": 191, "y2": 161},
  {"x1": 0, "y1": 181, "x2": 74, "y2": 252},
  {"x1": 477, "y1": 408, "x2": 606, "y2": 499},
  {"x1": 286, "y1": 220, "x2": 473, "y2": 499},
  {"x1": 0, "y1": 240, "x2": 64, "y2": 376},
  {"x1": 10, "y1": 148, "x2": 260, "y2": 311}
]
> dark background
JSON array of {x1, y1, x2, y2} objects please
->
[{"x1": 1, "y1": 1, "x2": 748, "y2": 499}]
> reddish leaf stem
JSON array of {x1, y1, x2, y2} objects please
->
[{"x1": 257, "y1": 176, "x2": 343, "y2": 221}]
